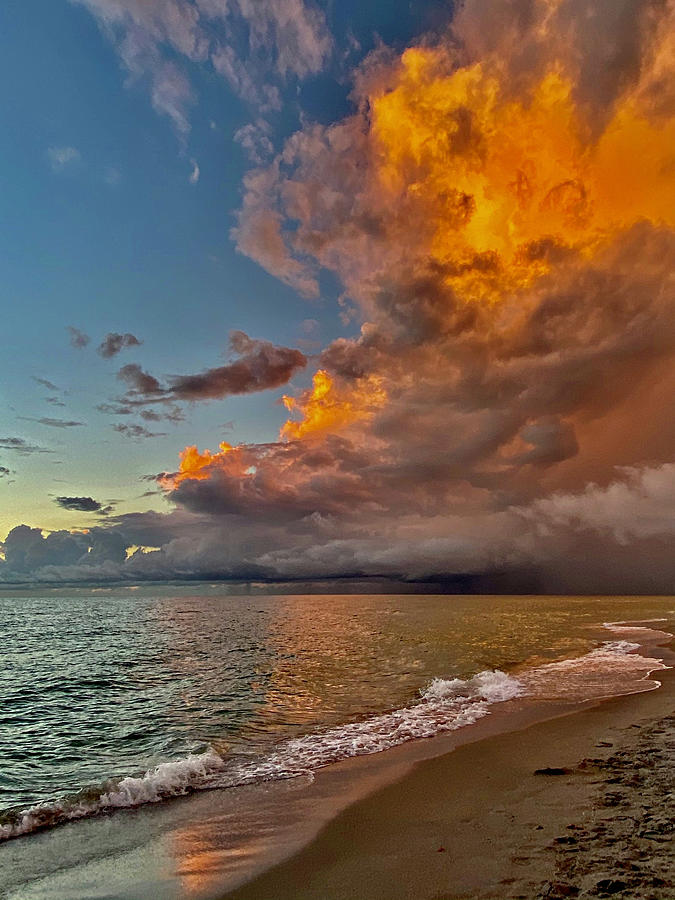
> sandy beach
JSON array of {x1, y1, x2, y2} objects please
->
[{"x1": 224, "y1": 648, "x2": 674, "y2": 900}]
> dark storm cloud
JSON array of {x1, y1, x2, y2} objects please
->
[
  {"x1": 54, "y1": 496, "x2": 103, "y2": 512},
  {"x1": 159, "y1": 224, "x2": 674, "y2": 528},
  {"x1": 68, "y1": 326, "x2": 90, "y2": 349},
  {"x1": 97, "y1": 332, "x2": 143, "y2": 358},
  {"x1": 1, "y1": 462, "x2": 672, "y2": 591},
  {"x1": 0, "y1": 525, "x2": 127, "y2": 579}
]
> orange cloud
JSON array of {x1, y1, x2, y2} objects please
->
[
  {"x1": 162, "y1": 442, "x2": 245, "y2": 489},
  {"x1": 233, "y1": 0, "x2": 674, "y2": 323},
  {"x1": 281, "y1": 369, "x2": 386, "y2": 441},
  {"x1": 368, "y1": 50, "x2": 674, "y2": 302},
  {"x1": 161, "y1": 0, "x2": 675, "y2": 586}
]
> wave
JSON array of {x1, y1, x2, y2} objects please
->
[
  {"x1": 0, "y1": 622, "x2": 668, "y2": 843},
  {"x1": 0, "y1": 750, "x2": 227, "y2": 841}
]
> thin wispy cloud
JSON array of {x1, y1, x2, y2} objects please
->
[
  {"x1": 103, "y1": 165, "x2": 122, "y2": 185},
  {"x1": 47, "y1": 145, "x2": 81, "y2": 171},
  {"x1": 31, "y1": 376, "x2": 60, "y2": 392},
  {"x1": 20, "y1": 417, "x2": 85, "y2": 429},
  {"x1": 0, "y1": 437, "x2": 52, "y2": 455},
  {"x1": 113, "y1": 423, "x2": 167, "y2": 439},
  {"x1": 68, "y1": 326, "x2": 90, "y2": 349},
  {"x1": 72, "y1": 0, "x2": 332, "y2": 132}
]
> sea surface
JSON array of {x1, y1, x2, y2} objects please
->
[{"x1": 0, "y1": 590, "x2": 673, "y2": 897}]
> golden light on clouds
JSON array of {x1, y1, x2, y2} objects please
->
[
  {"x1": 163, "y1": 442, "x2": 239, "y2": 489},
  {"x1": 369, "y1": 47, "x2": 675, "y2": 304},
  {"x1": 281, "y1": 369, "x2": 386, "y2": 441}
]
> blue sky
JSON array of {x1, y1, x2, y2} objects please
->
[{"x1": 0, "y1": 0, "x2": 448, "y2": 536}]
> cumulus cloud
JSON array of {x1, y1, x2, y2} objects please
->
[
  {"x1": 524, "y1": 463, "x2": 675, "y2": 545},
  {"x1": 97, "y1": 332, "x2": 143, "y2": 358},
  {"x1": 152, "y1": 0, "x2": 675, "y2": 589},
  {"x1": 0, "y1": 525, "x2": 127, "y2": 579},
  {"x1": 68, "y1": 326, "x2": 90, "y2": 349}
]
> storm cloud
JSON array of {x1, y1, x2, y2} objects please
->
[{"x1": 4, "y1": 0, "x2": 674, "y2": 591}]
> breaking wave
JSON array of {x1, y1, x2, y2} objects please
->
[{"x1": 0, "y1": 622, "x2": 668, "y2": 842}]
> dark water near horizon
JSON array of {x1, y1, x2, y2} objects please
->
[{"x1": 0, "y1": 589, "x2": 672, "y2": 845}]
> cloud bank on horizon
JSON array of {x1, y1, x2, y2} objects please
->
[{"x1": 1, "y1": 0, "x2": 674, "y2": 591}]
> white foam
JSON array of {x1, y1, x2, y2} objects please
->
[
  {"x1": 100, "y1": 749, "x2": 226, "y2": 807},
  {"x1": 1, "y1": 621, "x2": 669, "y2": 843},
  {"x1": 602, "y1": 619, "x2": 672, "y2": 641},
  {"x1": 421, "y1": 669, "x2": 523, "y2": 703},
  {"x1": 519, "y1": 636, "x2": 668, "y2": 702},
  {"x1": 0, "y1": 670, "x2": 521, "y2": 841},
  {"x1": 0, "y1": 750, "x2": 226, "y2": 841}
]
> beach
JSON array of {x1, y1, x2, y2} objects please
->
[
  {"x1": 223, "y1": 657, "x2": 674, "y2": 900},
  {"x1": 1, "y1": 596, "x2": 673, "y2": 900}
]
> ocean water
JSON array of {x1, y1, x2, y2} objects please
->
[{"x1": 0, "y1": 590, "x2": 672, "y2": 848}]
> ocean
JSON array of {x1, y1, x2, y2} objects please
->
[{"x1": 0, "y1": 589, "x2": 672, "y2": 899}]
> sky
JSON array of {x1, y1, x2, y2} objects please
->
[{"x1": 0, "y1": 0, "x2": 673, "y2": 592}]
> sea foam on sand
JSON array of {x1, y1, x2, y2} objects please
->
[{"x1": 0, "y1": 622, "x2": 668, "y2": 842}]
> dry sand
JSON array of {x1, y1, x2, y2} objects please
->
[{"x1": 223, "y1": 664, "x2": 674, "y2": 900}]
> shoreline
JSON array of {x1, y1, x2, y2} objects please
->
[
  {"x1": 2, "y1": 618, "x2": 672, "y2": 900},
  {"x1": 222, "y1": 636, "x2": 675, "y2": 900}
]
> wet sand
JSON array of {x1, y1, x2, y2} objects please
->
[
  {"x1": 3, "y1": 623, "x2": 672, "y2": 900},
  {"x1": 224, "y1": 661, "x2": 674, "y2": 899}
]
